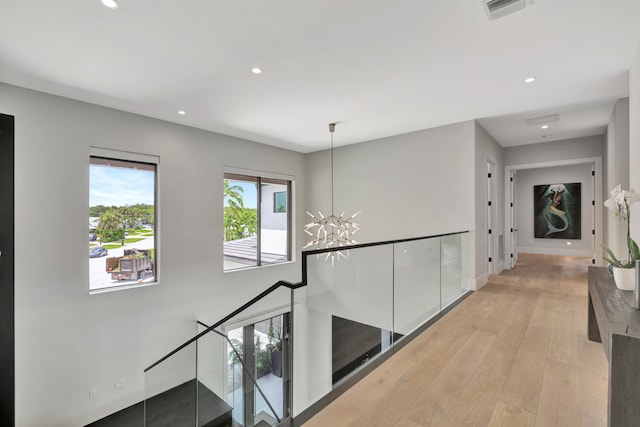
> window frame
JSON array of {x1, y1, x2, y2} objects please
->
[
  {"x1": 273, "y1": 191, "x2": 287, "y2": 213},
  {"x1": 89, "y1": 147, "x2": 160, "y2": 294},
  {"x1": 223, "y1": 169, "x2": 293, "y2": 272}
]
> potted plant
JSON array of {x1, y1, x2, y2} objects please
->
[
  {"x1": 267, "y1": 320, "x2": 284, "y2": 378},
  {"x1": 602, "y1": 184, "x2": 640, "y2": 290}
]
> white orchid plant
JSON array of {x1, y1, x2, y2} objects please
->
[{"x1": 602, "y1": 184, "x2": 640, "y2": 268}]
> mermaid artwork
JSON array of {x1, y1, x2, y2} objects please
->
[{"x1": 542, "y1": 184, "x2": 569, "y2": 236}]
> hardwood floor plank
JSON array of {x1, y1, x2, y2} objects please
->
[
  {"x1": 480, "y1": 290, "x2": 538, "y2": 378},
  {"x1": 403, "y1": 330, "x2": 496, "y2": 426},
  {"x1": 496, "y1": 326, "x2": 551, "y2": 413},
  {"x1": 442, "y1": 369, "x2": 506, "y2": 427},
  {"x1": 577, "y1": 335, "x2": 608, "y2": 425},
  {"x1": 535, "y1": 359, "x2": 581, "y2": 427},
  {"x1": 302, "y1": 399, "x2": 363, "y2": 427},
  {"x1": 487, "y1": 401, "x2": 534, "y2": 427},
  {"x1": 394, "y1": 419, "x2": 424, "y2": 427},
  {"x1": 547, "y1": 310, "x2": 578, "y2": 365}
]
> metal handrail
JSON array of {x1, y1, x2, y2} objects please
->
[
  {"x1": 144, "y1": 279, "x2": 305, "y2": 372},
  {"x1": 301, "y1": 230, "x2": 469, "y2": 257}
]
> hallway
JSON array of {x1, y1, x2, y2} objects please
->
[{"x1": 303, "y1": 254, "x2": 608, "y2": 427}]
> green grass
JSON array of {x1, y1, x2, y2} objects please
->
[
  {"x1": 90, "y1": 234, "x2": 154, "y2": 251},
  {"x1": 125, "y1": 237, "x2": 145, "y2": 244},
  {"x1": 102, "y1": 243, "x2": 122, "y2": 250}
]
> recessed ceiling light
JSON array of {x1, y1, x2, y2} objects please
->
[
  {"x1": 566, "y1": 242, "x2": 572, "y2": 246},
  {"x1": 251, "y1": 67, "x2": 263, "y2": 74},
  {"x1": 541, "y1": 125, "x2": 549, "y2": 129},
  {"x1": 101, "y1": 0, "x2": 119, "y2": 9},
  {"x1": 178, "y1": 110, "x2": 186, "y2": 115},
  {"x1": 524, "y1": 77, "x2": 536, "y2": 83}
]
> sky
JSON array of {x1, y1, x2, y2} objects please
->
[{"x1": 90, "y1": 164, "x2": 155, "y2": 207}]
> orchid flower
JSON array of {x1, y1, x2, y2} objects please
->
[{"x1": 602, "y1": 185, "x2": 640, "y2": 268}]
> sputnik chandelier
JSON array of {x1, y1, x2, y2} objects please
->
[{"x1": 304, "y1": 123, "x2": 361, "y2": 261}]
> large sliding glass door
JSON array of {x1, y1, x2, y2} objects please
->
[{"x1": 227, "y1": 313, "x2": 288, "y2": 426}]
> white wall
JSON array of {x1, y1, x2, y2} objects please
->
[
  {"x1": 305, "y1": 120, "x2": 476, "y2": 281},
  {"x1": 604, "y1": 98, "x2": 630, "y2": 261},
  {"x1": 294, "y1": 121, "x2": 477, "y2": 415},
  {"x1": 474, "y1": 121, "x2": 505, "y2": 285},
  {"x1": 260, "y1": 184, "x2": 288, "y2": 231},
  {"x1": 629, "y1": 47, "x2": 640, "y2": 241},
  {"x1": 515, "y1": 164, "x2": 594, "y2": 256},
  {"x1": 1, "y1": 83, "x2": 306, "y2": 427},
  {"x1": 505, "y1": 135, "x2": 605, "y2": 166}
]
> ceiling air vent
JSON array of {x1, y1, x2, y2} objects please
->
[
  {"x1": 482, "y1": 0, "x2": 529, "y2": 20},
  {"x1": 524, "y1": 114, "x2": 559, "y2": 126}
]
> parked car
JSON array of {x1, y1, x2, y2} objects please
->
[
  {"x1": 89, "y1": 247, "x2": 108, "y2": 258},
  {"x1": 89, "y1": 233, "x2": 96, "y2": 241}
]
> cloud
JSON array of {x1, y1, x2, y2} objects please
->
[{"x1": 90, "y1": 164, "x2": 155, "y2": 207}]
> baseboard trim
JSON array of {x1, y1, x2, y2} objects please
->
[
  {"x1": 474, "y1": 273, "x2": 488, "y2": 290},
  {"x1": 517, "y1": 247, "x2": 592, "y2": 257}
]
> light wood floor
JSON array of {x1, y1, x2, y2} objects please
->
[{"x1": 302, "y1": 254, "x2": 608, "y2": 427}]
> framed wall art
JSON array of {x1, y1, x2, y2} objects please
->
[{"x1": 533, "y1": 182, "x2": 581, "y2": 239}]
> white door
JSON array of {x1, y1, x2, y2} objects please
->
[
  {"x1": 487, "y1": 161, "x2": 495, "y2": 275},
  {"x1": 591, "y1": 164, "x2": 596, "y2": 265},
  {"x1": 510, "y1": 169, "x2": 518, "y2": 268}
]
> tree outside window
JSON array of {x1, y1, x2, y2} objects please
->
[{"x1": 223, "y1": 173, "x2": 291, "y2": 271}]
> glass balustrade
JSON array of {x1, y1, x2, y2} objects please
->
[
  {"x1": 144, "y1": 286, "x2": 291, "y2": 427},
  {"x1": 143, "y1": 232, "x2": 468, "y2": 426},
  {"x1": 293, "y1": 232, "x2": 468, "y2": 417},
  {"x1": 144, "y1": 338, "x2": 199, "y2": 426}
]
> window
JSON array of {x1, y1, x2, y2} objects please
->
[
  {"x1": 89, "y1": 150, "x2": 158, "y2": 291},
  {"x1": 274, "y1": 192, "x2": 287, "y2": 213},
  {"x1": 224, "y1": 172, "x2": 291, "y2": 271}
]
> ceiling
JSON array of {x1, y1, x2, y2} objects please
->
[{"x1": 1, "y1": 0, "x2": 640, "y2": 153}]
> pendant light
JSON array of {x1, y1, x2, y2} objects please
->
[{"x1": 304, "y1": 123, "x2": 361, "y2": 262}]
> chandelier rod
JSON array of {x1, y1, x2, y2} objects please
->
[{"x1": 329, "y1": 122, "x2": 335, "y2": 217}]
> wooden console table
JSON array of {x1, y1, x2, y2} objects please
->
[{"x1": 588, "y1": 266, "x2": 640, "y2": 427}]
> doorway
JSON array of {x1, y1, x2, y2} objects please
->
[
  {"x1": 505, "y1": 157, "x2": 602, "y2": 268},
  {"x1": 227, "y1": 313, "x2": 289, "y2": 426},
  {"x1": 487, "y1": 160, "x2": 496, "y2": 275}
]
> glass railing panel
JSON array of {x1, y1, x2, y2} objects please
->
[
  {"x1": 196, "y1": 323, "x2": 235, "y2": 427},
  {"x1": 293, "y1": 244, "x2": 394, "y2": 416},
  {"x1": 144, "y1": 340, "x2": 197, "y2": 427},
  {"x1": 440, "y1": 233, "x2": 468, "y2": 309},
  {"x1": 393, "y1": 237, "x2": 441, "y2": 339},
  {"x1": 224, "y1": 330, "x2": 244, "y2": 425},
  {"x1": 215, "y1": 286, "x2": 291, "y2": 426}
]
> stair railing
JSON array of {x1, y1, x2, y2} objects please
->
[{"x1": 145, "y1": 280, "x2": 305, "y2": 373}]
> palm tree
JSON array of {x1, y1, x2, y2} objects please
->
[{"x1": 224, "y1": 180, "x2": 244, "y2": 210}]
